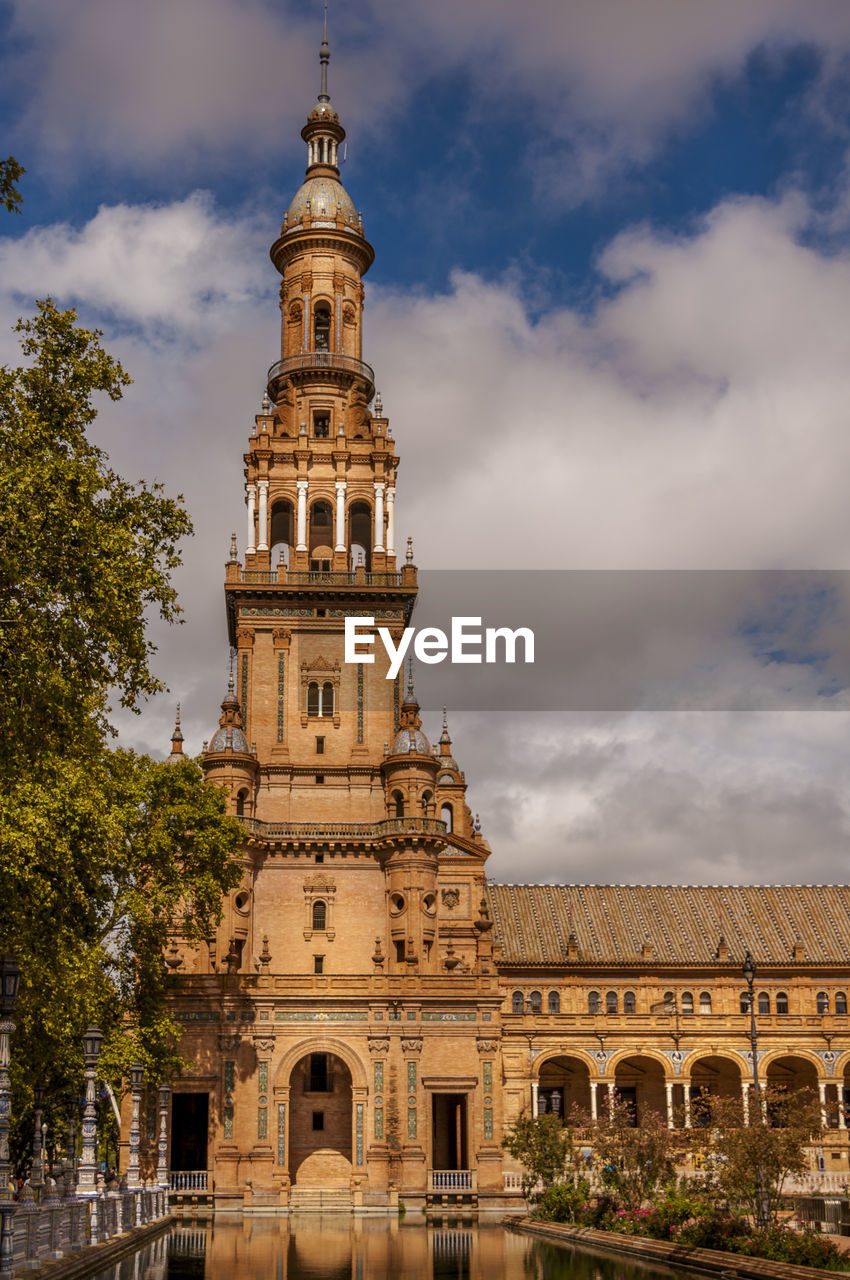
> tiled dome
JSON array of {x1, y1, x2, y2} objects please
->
[
  {"x1": 286, "y1": 176, "x2": 357, "y2": 229},
  {"x1": 208, "y1": 726, "x2": 249, "y2": 754},
  {"x1": 391, "y1": 726, "x2": 431, "y2": 756}
]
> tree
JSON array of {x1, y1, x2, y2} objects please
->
[
  {"x1": 697, "y1": 1086, "x2": 823, "y2": 1225},
  {"x1": 502, "y1": 1112, "x2": 581, "y2": 1203},
  {"x1": 0, "y1": 157, "x2": 24, "y2": 214},
  {"x1": 587, "y1": 1099, "x2": 678, "y2": 1211}
]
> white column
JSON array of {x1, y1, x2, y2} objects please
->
[
  {"x1": 683, "y1": 1083, "x2": 692, "y2": 1129},
  {"x1": 386, "y1": 485, "x2": 395, "y2": 556},
  {"x1": 374, "y1": 482, "x2": 385, "y2": 553},
  {"x1": 606, "y1": 1082, "x2": 615, "y2": 1120},
  {"x1": 257, "y1": 480, "x2": 269, "y2": 552},
  {"x1": 819, "y1": 1081, "x2": 828, "y2": 1129},
  {"x1": 335, "y1": 481, "x2": 346, "y2": 552},
  {"x1": 589, "y1": 1082, "x2": 598, "y2": 1121},
  {"x1": 741, "y1": 1080, "x2": 750, "y2": 1126},
  {"x1": 246, "y1": 484, "x2": 257, "y2": 555},
  {"x1": 531, "y1": 1081, "x2": 539, "y2": 1116},
  {"x1": 665, "y1": 1082, "x2": 674, "y2": 1129},
  {"x1": 296, "y1": 480, "x2": 308, "y2": 551},
  {"x1": 838, "y1": 1084, "x2": 847, "y2": 1130}
]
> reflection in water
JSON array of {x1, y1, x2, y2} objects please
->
[{"x1": 89, "y1": 1220, "x2": 696, "y2": 1280}]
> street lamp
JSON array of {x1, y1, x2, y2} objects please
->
[
  {"x1": 127, "y1": 1063, "x2": 144, "y2": 1190},
  {"x1": 742, "y1": 951, "x2": 769, "y2": 1226},
  {"x1": 30, "y1": 1083, "x2": 44, "y2": 1192},
  {"x1": 0, "y1": 956, "x2": 20, "y2": 1280},
  {"x1": 77, "y1": 1025, "x2": 103, "y2": 1237},
  {"x1": 156, "y1": 1084, "x2": 171, "y2": 1191}
]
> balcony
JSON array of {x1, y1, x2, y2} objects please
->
[
  {"x1": 267, "y1": 351, "x2": 375, "y2": 401},
  {"x1": 235, "y1": 569, "x2": 405, "y2": 587},
  {"x1": 240, "y1": 816, "x2": 447, "y2": 844}
]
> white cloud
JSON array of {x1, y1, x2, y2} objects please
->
[{"x1": 4, "y1": 181, "x2": 850, "y2": 879}]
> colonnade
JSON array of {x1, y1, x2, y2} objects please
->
[{"x1": 244, "y1": 480, "x2": 395, "y2": 560}]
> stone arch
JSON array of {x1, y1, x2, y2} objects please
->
[
  {"x1": 604, "y1": 1047, "x2": 673, "y2": 1079},
  {"x1": 760, "y1": 1048, "x2": 825, "y2": 1080},
  {"x1": 273, "y1": 1036, "x2": 368, "y2": 1091},
  {"x1": 534, "y1": 1052, "x2": 593, "y2": 1119},
  {"x1": 832, "y1": 1049, "x2": 850, "y2": 1079},
  {"x1": 680, "y1": 1048, "x2": 748, "y2": 1078},
  {"x1": 534, "y1": 1048, "x2": 597, "y2": 1079}
]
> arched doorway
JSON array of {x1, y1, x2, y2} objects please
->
[
  {"x1": 537, "y1": 1055, "x2": 592, "y2": 1120},
  {"x1": 689, "y1": 1055, "x2": 743, "y2": 1126},
  {"x1": 613, "y1": 1055, "x2": 668, "y2": 1126},
  {"x1": 289, "y1": 1051, "x2": 353, "y2": 1186}
]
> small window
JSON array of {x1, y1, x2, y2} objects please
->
[
  {"x1": 547, "y1": 991, "x2": 560, "y2": 1014},
  {"x1": 308, "y1": 1054, "x2": 329, "y2": 1092},
  {"x1": 740, "y1": 991, "x2": 751, "y2": 1014},
  {"x1": 441, "y1": 803, "x2": 454, "y2": 833},
  {"x1": 529, "y1": 990, "x2": 542, "y2": 1014},
  {"x1": 312, "y1": 1111, "x2": 324, "y2": 1131},
  {"x1": 837, "y1": 992, "x2": 848, "y2": 1015},
  {"x1": 817, "y1": 991, "x2": 830, "y2": 1015},
  {"x1": 316, "y1": 736, "x2": 325, "y2": 754},
  {"x1": 313, "y1": 412, "x2": 330, "y2": 438},
  {"x1": 606, "y1": 991, "x2": 618, "y2": 1015},
  {"x1": 681, "y1": 991, "x2": 694, "y2": 1015},
  {"x1": 314, "y1": 956, "x2": 324, "y2": 974},
  {"x1": 235, "y1": 788, "x2": 248, "y2": 818},
  {"x1": 663, "y1": 991, "x2": 675, "y2": 1011},
  {"x1": 312, "y1": 900, "x2": 327, "y2": 931},
  {"x1": 315, "y1": 853, "x2": 324, "y2": 864},
  {"x1": 776, "y1": 991, "x2": 788, "y2": 1014},
  {"x1": 321, "y1": 682, "x2": 334, "y2": 717},
  {"x1": 307, "y1": 682, "x2": 320, "y2": 716},
  {"x1": 588, "y1": 990, "x2": 601, "y2": 1015},
  {"x1": 758, "y1": 992, "x2": 770, "y2": 1015},
  {"x1": 392, "y1": 791, "x2": 404, "y2": 819},
  {"x1": 314, "y1": 303, "x2": 331, "y2": 351},
  {"x1": 624, "y1": 991, "x2": 636, "y2": 1014},
  {"x1": 511, "y1": 991, "x2": 523, "y2": 1014},
  {"x1": 315, "y1": 774, "x2": 325, "y2": 785},
  {"x1": 699, "y1": 992, "x2": 712, "y2": 1015}
]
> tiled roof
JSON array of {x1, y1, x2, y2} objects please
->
[{"x1": 486, "y1": 883, "x2": 850, "y2": 967}]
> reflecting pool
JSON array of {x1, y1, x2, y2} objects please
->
[{"x1": 92, "y1": 1219, "x2": 697, "y2": 1280}]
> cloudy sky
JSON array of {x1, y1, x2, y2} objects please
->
[{"x1": 3, "y1": 0, "x2": 850, "y2": 884}]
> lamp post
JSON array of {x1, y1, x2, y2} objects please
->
[
  {"x1": 78, "y1": 1026, "x2": 103, "y2": 1237},
  {"x1": 0, "y1": 956, "x2": 21, "y2": 1280},
  {"x1": 127, "y1": 1064, "x2": 144, "y2": 1189},
  {"x1": 156, "y1": 1084, "x2": 170, "y2": 1192},
  {"x1": 30, "y1": 1083, "x2": 44, "y2": 1192},
  {"x1": 742, "y1": 951, "x2": 769, "y2": 1226}
]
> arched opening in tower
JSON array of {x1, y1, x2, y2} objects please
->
[
  {"x1": 348, "y1": 500, "x2": 371, "y2": 570},
  {"x1": 313, "y1": 301, "x2": 331, "y2": 352},
  {"x1": 288, "y1": 1051, "x2": 353, "y2": 1186},
  {"x1": 309, "y1": 499, "x2": 333, "y2": 569},
  {"x1": 270, "y1": 499, "x2": 293, "y2": 570}
]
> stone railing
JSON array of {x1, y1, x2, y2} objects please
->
[
  {"x1": 1, "y1": 1184, "x2": 168, "y2": 1276},
  {"x1": 169, "y1": 1170, "x2": 209, "y2": 1192},
  {"x1": 429, "y1": 1170, "x2": 474, "y2": 1192},
  {"x1": 267, "y1": 352, "x2": 375, "y2": 399},
  {"x1": 502, "y1": 1171, "x2": 524, "y2": 1192},
  {"x1": 241, "y1": 816, "x2": 447, "y2": 842},
  {"x1": 236, "y1": 569, "x2": 405, "y2": 587},
  {"x1": 786, "y1": 1171, "x2": 850, "y2": 1194}
]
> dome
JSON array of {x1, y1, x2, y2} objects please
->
[
  {"x1": 390, "y1": 726, "x2": 431, "y2": 756},
  {"x1": 208, "y1": 726, "x2": 250, "y2": 754},
  {"x1": 285, "y1": 176, "x2": 357, "y2": 230}
]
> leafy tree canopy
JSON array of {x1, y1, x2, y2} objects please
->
[{"x1": 0, "y1": 157, "x2": 24, "y2": 214}]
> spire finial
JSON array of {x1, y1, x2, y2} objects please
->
[
  {"x1": 318, "y1": 2, "x2": 330, "y2": 104},
  {"x1": 228, "y1": 649, "x2": 235, "y2": 695},
  {"x1": 406, "y1": 655, "x2": 415, "y2": 701},
  {"x1": 169, "y1": 702, "x2": 184, "y2": 759}
]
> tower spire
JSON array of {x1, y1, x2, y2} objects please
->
[{"x1": 318, "y1": 2, "x2": 330, "y2": 104}]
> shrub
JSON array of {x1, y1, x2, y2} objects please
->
[{"x1": 536, "y1": 1180, "x2": 590, "y2": 1223}]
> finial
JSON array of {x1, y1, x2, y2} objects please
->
[
  {"x1": 169, "y1": 703, "x2": 184, "y2": 759},
  {"x1": 261, "y1": 391, "x2": 271, "y2": 414},
  {"x1": 318, "y1": 1, "x2": 330, "y2": 103},
  {"x1": 406, "y1": 655, "x2": 415, "y2": 701},
  {"x1": 229, "y1": 531, "x2": 237, "y2": 560},
  {"x1": 474, "y1": 813, "x2": 482, "y2": 834},
  {"x1": 374, "y1": 390, "x2": 383, "y2": 416},
  {"x1": 228, "y1": 652, "x2": 235, "y2": 694},
  {"x1": 405, "y1": 536, "x2": 413, "y2": 564},
  {"x1": 443, "y1": 706, "x2": 448, "y2": 731}
]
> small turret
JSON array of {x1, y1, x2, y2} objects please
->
[{"x1": 168, "y1": 704, "x2": 185, "y2": 763}]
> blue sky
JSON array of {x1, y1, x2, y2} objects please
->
[{"x1": 4, "y1": 0, "x2": 850, "y2": 883}]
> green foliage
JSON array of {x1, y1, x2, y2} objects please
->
[
  {"x1": 502, "y1": 1112, "x2": 580, "y2": 1202},
  {"x1": 536, "y1": 1179, "x2": 591, "y2": 1224},
  {"x1": 677, "y1": 1215, "x2": 849, "y2": 1271},
  {"x1": 0, "y1": 157, "x2": 24, "y2": 214},
  {"x1": 587, "y1": 1099, "x2": 678, "y2": 1212}
]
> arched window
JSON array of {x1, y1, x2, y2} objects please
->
[
  {"x1": 529, "y1": 990, "x2": 542, "y2": 1014},
  {"x1": 739, "y1": 991, "x2": 751, "y2": 1014},
  {"x1": 421, "y1": 790, "x2": 433, "y2": 815},
  {"x1": 307, "y1": 682, "x2": 320, "y2": 716},
  {"x1": 623, "y1": 991, "x2": 636, "y2": 1014},
  {"x1": 817, "y1": 991, "x2": 830, "y2": 1015},
  {"x1": 348, "y1": 500, "x2": 372, "y2": 571},
  {"x1": 441, "y1": 802, "x2": 454, "y2": 832},
  {"x1": 511, "y1": 991, "x2": 523, "y2": 1014},
  {"x1": 309, "y1": 500, "x2": 333, "y2": 566},
  {"x1": 837, "y1": 992, "x2": 848, "y2": 1015},
  {"x1": 699, "y1": 992, "x2": 712, "y2": 1015},
  {"x1": 235, "y1": 789, "x2": 248, "y2": 818},
  {"x1": 776, "y1": 991, "x2": 789, "y2": 1015},
  {"x1": 312, "y1": 900, "x2": 326, "y2": 931},
  {"x1": 270, "y1": 499, "x2": 293, "y2": 569},
  {"x1": 392, "y1": 790, "x2": 404, "y2": 819},
  {"x1": 314, "y1": 302, "x2": 331, "y2": 351},
  {"x1": 605, "y1": 991, "x2": 618, "y2": 1015},
  {"x1": 757, "y1": 992, "x2": 770, "y2": 1015},
  {"x1": 548, "y1": 991, "x2": 560, "y2": 1014},
  {"x1": 321, "y1": 682, "x2": 334, "y2": 717},
  {"x1": 588, "y1": 990, "x2": 601, "y2": 1015},
  {"x1": 681, "y1": 991, "x2": 694, "y2": 1015}
]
